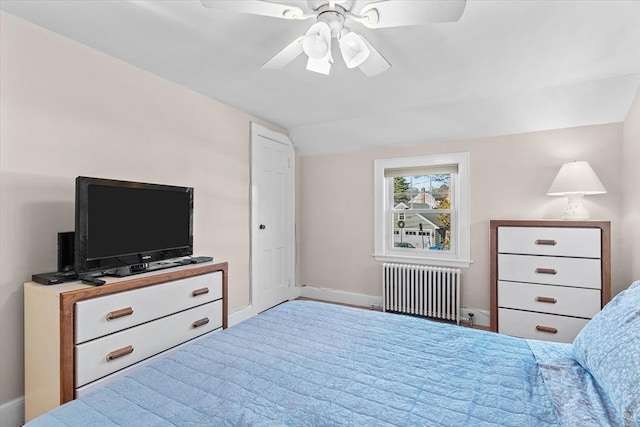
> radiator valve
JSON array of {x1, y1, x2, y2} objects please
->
[{"x1": 468, "y1": 312, "x2": 475, "y2": 327}]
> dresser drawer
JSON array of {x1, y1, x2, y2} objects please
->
[
  {"x1": 498, "y1": 281, "x2": 600, "y2": 318},
  {"x1": 498, "y1": 227, "x2": 601, "y2": 258},
  {"x1": 498, "y1": 308, "x2": 588, "y2": 343},
  {"x1": 75, "y1": 272, "x2": 222, "y2": 344},
  {"x1": 498, "y1": 254, "x2": 601, "y2": 289},
  {"x1": 75, "y1": 299, "x2": 222, "y2": 387}
]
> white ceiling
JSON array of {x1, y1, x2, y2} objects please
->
[{"x1": 2, "y1": 0, "x2": 639, "y2": 155}]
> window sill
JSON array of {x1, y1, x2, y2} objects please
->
[{"x1": 373, "y1": 254, "x2": 472, "y2": 269}]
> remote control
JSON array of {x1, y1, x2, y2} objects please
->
[
  {"x1": 81, "y1": 276, "x2": 106, "y2": 286},
  {"x1": 191, "y1": 256, "x2": 214, "y2": 264}
]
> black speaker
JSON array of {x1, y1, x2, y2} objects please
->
[{"x1": 57, "y1": 231, "x2": 75, "y2": 273}]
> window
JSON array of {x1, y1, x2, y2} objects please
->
[{"x1": 374, "y1": 152, "x2": 471, "y2": 268}]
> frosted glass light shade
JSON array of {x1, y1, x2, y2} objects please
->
[
  {"x1": 339, "y1": 32, "x2": 370, "y2": 68},
  {"x1": 547, "y1": 161, "x2": 607, "y2": 220},
  {"x1": 303, "y1": 22, "x2": 331, "y2": 59}
]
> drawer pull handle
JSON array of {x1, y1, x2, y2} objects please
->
[
  {"x1": 106, "y1": 345, "x2": 134, "y2": 361},
  {"x1": 535, "y1": 268, "x2": 557, "y2": 275},
  {"x1": 192, "y1": 317, "x2": 210, "y2": 329},
  {"x1": 536, "y1": 325, "x2": 558, "y2": 334},
  {"x1": 192, "y1": 287, "x2": 209, "y2": 297},
  {"x1": 535, "y1": 239, "x2": 557, "y2": 246},
  {"x1": 535, "y1": 296, "x2": 557, "y2": 304},
  {"x1": 106, "y1": 307, "x2": 134, "y2": 320}
]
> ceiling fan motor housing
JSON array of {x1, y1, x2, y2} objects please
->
[
  {"x1": 308, "y1": 0, "x2": 355, "y2": 13},
  {"x1": 318, "y1": 10, "x2": 345, "y2": 38}
]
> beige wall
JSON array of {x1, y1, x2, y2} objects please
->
[
  {"x1": 622, "y1": 88, "x2": 640, "y2": 283},
  {"x1": 299, "y1": 123, "x2": 626, "y2": 311},
  {"x1": 0, "y1": 12, "x2": 281, "y2": 404}
]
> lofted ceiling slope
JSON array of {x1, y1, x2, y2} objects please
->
[{"x1": 1, "y1": 0, "x2": 639, "y2": 155}]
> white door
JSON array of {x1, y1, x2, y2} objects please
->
[{"x1": 251, "y1": 123, "x2": 295, "y2": 314}]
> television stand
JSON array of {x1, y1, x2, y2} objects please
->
[{"x1": 24, "y1": 262, "x2": 228, "y2": 421}]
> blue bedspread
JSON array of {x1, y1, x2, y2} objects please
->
[{"x1": 28, "y1": 300, "x2": 561, "y2": 426}]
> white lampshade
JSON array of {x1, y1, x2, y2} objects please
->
[
  {"x1": 547, "y1": 161, "x2": 607, "y2": 220},
  {"x1": 547, "y1": 161, "x2": 607, "y2": 195}
]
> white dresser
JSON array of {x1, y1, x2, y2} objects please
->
[
  {"x1": 24, "y1": 262, "x2": 227, "y2": 422},
  {"x1": 490, "y1": 220, "x2": 610, "y2": 343}
]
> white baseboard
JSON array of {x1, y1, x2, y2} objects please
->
[
  {"x1": 0, "y1": 396, "x2": 24, "y2": 427},
  {"x1": 228, "y1": 304, "x2": 255, "y2": 327},
  {"x1": 298, "y1": 286, "x2": 383, "y2": 308},
  {"x1": 298, "y1": 286, "x2": 490, "y2": 327},
  {"x1": 228, "y1": 295, "x2": 490, "y2": 328}
]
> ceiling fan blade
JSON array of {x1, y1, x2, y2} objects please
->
[
  {"x1": 262, "y1": 36, "x2": 305, "y2": 69},
  {"x1": 359, "y1": 0, "x2": 466, "y2": 29},
  {"x1": 356, "y1": 35, "x2": 391, "y2": 77},
  {"x1": 200, "y1": 1, "x2": 311, "y2": 20}
]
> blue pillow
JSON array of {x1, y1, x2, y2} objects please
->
[{"x1": 573, "y1": 280, "x2": 640, "y2": 426}]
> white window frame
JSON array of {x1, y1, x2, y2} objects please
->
[{"x1": 374, "y1": 152, "x2": 471, "y2": 268}]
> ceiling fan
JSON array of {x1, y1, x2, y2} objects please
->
[{"x1": 200, "y1": 0, "x2": 466, "y2": 76}]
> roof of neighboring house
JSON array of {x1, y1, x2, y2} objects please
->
[
  {"x1": 395, "y1": 212, "x2": 445, "y2": 229},
  {"x1": 408, "y1": 190, "x2": 437, "y2": 208}
]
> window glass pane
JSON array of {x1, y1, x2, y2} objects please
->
[
  {"x1": 392, "y1": 174, "x2": 452, "y2": 209},
  {"x1": 393, "y1": 212, "x2": 451, "y2": 251}
]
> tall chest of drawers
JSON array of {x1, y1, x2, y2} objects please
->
[
  {"x1": 24, "y1": 262, "x2": 227, "y2": 422},
  {"x1": 490, "y1": 220, "x2": 610, "y2": 343}
]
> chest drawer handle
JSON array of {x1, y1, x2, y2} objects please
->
[
  {"x1": 535, "y1": 268, "x2": 557, "y2": 275},
  {"x1": 536, "y1": 325, "x2": 558, "y2": 334},
  {"x1": 192, "y1": 287, "x2": 209, "y2": 297},
  {"x1": 106, "y1": 345, "x2": 134, "y2": 361},
  {"x1": 106, "y1": 307, "x2": 134, "y2": 320},
  {"x1": 535, "y1": 239, "x2": 557, "y2": 246},
  {"x1": 535, "y1": 296, "x2": 557, "y2": 304},
  {"x1": 192, "y1": 317, "x2": 210, "y2": 329}
]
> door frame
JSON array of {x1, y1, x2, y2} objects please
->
[{"x1": 250, "y1": 122, "x2": 296, "y2": 316}]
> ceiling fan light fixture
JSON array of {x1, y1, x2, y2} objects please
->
[
  {"x1": 306, "y1": 55, "x2": 333, "y2": 75},
  {"x1": 339, "y1": 32, "x2": 370, "y2": 68},
  {"x1": 302, "y1": 22, "x2": 331, "y2": 59}
]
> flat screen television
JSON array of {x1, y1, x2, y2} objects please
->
[{"x1": 75, "y1": 176, "x2": 193, "y2": 275}]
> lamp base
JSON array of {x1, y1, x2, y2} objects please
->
[{"x1": 561, "y1": 193, "x2": 590, "y2": 220}]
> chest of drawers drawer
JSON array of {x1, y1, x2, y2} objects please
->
[
  {"x1": 75, "y1": 299, "x2": 223, "y2": 387},
  {"x1": 498, "y1": 308, "x2": 590, "y2": 343},
  {"x1": 497, "y1": 254, "x2": 601, "y2": 289},
  {"x1": 75, "y1": 272, "x2": 222, "y2": 344},
  {"x1": 498, "y1": 281, "x2": 601, "y2": 318},
  {"x1": 497, "y1": 227, "x2": 601, "y2": 257}
]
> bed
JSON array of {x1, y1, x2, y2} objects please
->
[{"x1": 27, "y1": 281, "x2": 640, "y2": 426}]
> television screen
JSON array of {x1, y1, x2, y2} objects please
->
[{"x1": 75, "y1": 177, "x2": 193, "y2": 275}]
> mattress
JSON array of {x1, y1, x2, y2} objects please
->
[{"x1": 28, "y1": 300, "x2": 562, "y2": 426}]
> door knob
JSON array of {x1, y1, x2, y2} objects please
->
[{"x1": 259, "y1": 224, "x2": 266, "y2": 230}]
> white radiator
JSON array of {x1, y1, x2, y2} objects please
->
[{"x1": 383, "y1": 263, "x2": 461, "y2": 324}]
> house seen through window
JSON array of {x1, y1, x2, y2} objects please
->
[{"x1": 392, "y1": 173, "x2": 453, "y2": 251}]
